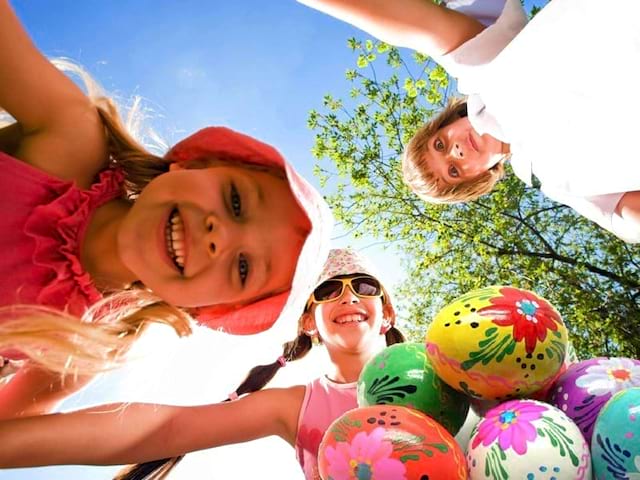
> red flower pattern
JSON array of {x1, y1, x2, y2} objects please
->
[{"x1": 479, "y1": 287, "x2": 562, "y2": 353}]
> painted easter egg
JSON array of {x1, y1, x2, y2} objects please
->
[
  {"x1": 467, "y1": 399, "x2": 591, "y2": 480},
  {"x1": 318, "y1": 405, "x2": 468, "y2": 480},
  {"x1": 548, "y1": 357, "x2": 640, "y2": 443},
  {"x1": 357, "y1": 342, "x2": 469, "y2": 435},
  {"x1": 426, "y1": 286, "x2": 568, "y2": 400},
  {"x1": 591, "y1": 387, "x2": 640, "y2": 480}
]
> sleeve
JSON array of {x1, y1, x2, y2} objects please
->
[
  {"x1": 438, "y1": 0, "x2": 528, "y2": 74},
  {"x1": 444, "y1": 0, "x2": 508, "y2": 27},
  {"x1": 543, "y1": 188, "x2": 639, "y2": 243}
]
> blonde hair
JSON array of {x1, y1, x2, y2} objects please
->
[
  {"x1": 0, "y1": 59, "x2": 192, "y2": 377},
  {"x1": 402, "y1": 97, "x2": 508, "y2": 204}
]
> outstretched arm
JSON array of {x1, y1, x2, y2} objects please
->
[
  {"x1": 0, "y1": 386, "x2": 305, "y2": 468},
  {"x1": 0, "y1": 366, "x2": 91, "y2": 421},
  {"x1": 298, "y1": 0, "x2": 485, "y2": 55},
  {"x1": 0, "y1": 0, "x2": 107, "y2": 187}
]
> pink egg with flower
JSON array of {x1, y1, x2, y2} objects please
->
[{"x1": 467, "y1": 399, "x2": 591, "y2": 479}]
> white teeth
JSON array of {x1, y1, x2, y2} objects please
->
[
  {"x1": 335, "y1": 314, "x2": 366, "y2": 324},
  {"x1": 166, "y1": 209, "x2": 186, "y2": 272}
]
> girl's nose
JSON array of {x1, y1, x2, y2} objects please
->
[
  {"x1": 340, "y1": 285, "x2": 360, "y2": 304},
  {"x1": 451, "y1": 142, "x2": 464, "y2": 159},
  {"x1": 204, "y1": 214, "x2": 232, "y2": 257}
]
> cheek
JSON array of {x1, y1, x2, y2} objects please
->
[
  {"x1": 360, "y1": 299, "x2": 384, "y2": 324},
  {"x1": 483, "y1": 134, "x2": 503, "y2": 155},
  {"x1": 261, "y1": 224, "x2": 307, "y2": 288},
  {"x1": 314, "y1": 306, "x2": 334, "y2": 336},
  {"x1": 165, "y1": 277, "x2": 228, "y2": 308},
  {"x1": 271, "y1": 201, "x2": 310, "y2": 233},
  {"x1": 318, "y1": 303, "x2": 334, "y2": 320}
]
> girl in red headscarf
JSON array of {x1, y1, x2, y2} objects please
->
[
  {"x1": 0, "y1": 0, "x2": 332, "y2": 418},
  {"x1": 0, "y1": 249, "x2": 405, "y2": 480}
]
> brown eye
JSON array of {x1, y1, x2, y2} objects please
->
[
  {"x1": 230, "y1": 183, "x2": 242, "y2": 217},
  {"x1": 448, "y1": 165, "x2": 460, "y2": 178},
  {"x1": 434, "y1": 139, "x2": 445, "y2": 152},
  {"x1": 238, "y1": 254, "x2": 249, "y2": 285}
]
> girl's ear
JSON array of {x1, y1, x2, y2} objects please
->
[
  {"x1": 169, "y1": 162, "x2": 184, "y2": 172},
  {"x1": 380, "y1": 303, "x2": 397, "y2": 334},
  {"x1": 301, "y1": 311, "x2": 317, "y2": 336}
]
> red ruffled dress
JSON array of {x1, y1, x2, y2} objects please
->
[{"x1": 0, "y1": 151, "x2": 124, "y2": 359}]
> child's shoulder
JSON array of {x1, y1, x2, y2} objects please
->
[
  {"x1": 16, "y1": 105, "x2": 110, "y2": 190},
  {"x1": 0, "y1": 148, "x2": 123, "y2": 196},
  {"x1": 0, "y1": 149, "x2": 70, "y2": 193}
]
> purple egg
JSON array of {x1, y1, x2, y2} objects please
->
[{"x1": 548, "y1": 357, "x2": 640, "y2": 443}]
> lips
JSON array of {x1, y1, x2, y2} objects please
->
[
  {"x1": 468, "y1": 132, "x2": 479, "y2": 152},
  {"x1": 165, "y1": 208, "x2": 186, "y2": 273}
]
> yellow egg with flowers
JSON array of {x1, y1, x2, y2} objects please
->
[{"x1": 425, "y1": 286, "x2": 568, "y2": 400}]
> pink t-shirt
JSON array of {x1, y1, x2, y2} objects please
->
[
  {"x1": 0, "y1": 151, "x2": 123, "y2": 343},
  {"x1": 295, "y1": 376, "x2": 357, "y2": 480}
]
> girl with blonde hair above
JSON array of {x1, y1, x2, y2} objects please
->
[
  {"x1": 0, "y1": 248, "x2": 404, "y2": 480},
  {"x1": 299, "y1": 0, "x2": 640, "y2": 243},
  {"x1": 0, "y1": 0, "x2": 332, "y2": 418}
]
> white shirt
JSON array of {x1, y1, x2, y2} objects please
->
[{"x1": 438, "y1": 0, "x2": 640, "y2": 242}]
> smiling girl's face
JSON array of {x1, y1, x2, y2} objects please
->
[
  {"x1": 116, "y1": 162, "x2": 310, "y2": 308},
  {"x1": 423, "y1": 116, "x2": 507, "y2": 185},
  {"x1": 307, "y1": 275, "x2": 392, "y2": 352}
]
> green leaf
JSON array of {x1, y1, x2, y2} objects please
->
[
  {"x1": 377, "y1": 42, "x2": 391, "y2": 53},
  {"x1": 356, "y1": 54, "x2": 369, "y2": 68}
]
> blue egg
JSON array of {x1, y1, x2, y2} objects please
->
[{"x1": 591, "y1": 387, "x2": 640, "y2": 480}]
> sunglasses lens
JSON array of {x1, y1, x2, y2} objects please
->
[
  {"x1": 352, "y1": 277, "x2": 381, "y2": 296},
  {"x1": 313, "y1": 280, "x2": 344, "y2": 302}
]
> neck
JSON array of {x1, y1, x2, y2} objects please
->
[
  {"x1": 324, "y1": 341, "x2": 384, "y2": 384},
  {"x1": 81, "y1": 199, "x2": 136, "y2": 290}
]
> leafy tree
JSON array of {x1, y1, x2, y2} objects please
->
[{"x1": 308, "y1": 36, "x2": 640, "y2": 358}]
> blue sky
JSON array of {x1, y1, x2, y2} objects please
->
[
  {"x1": 14, "y1": 0, "x2": 362, "y2": 184},
  {"x1": 4, "y1": 1, "x2": 542, "y2": 478}
]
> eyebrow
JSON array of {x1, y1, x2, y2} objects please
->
[{"x1": 254, "y1": 175, "x2": 265, "y2": 205}]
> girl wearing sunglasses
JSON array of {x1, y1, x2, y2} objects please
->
[{"x1": 0, "y1": 249, "x2": 405, "y2": 479}]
